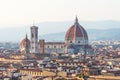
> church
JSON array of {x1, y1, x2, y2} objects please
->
[{"x1": 20, "y1": 16, "x2": 92, "y2": 55}]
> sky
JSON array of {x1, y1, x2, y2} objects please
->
[{"x1": 0, "y1": 0, "x2": 120, "y2": 27}]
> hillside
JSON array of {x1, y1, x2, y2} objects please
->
[
  {"x1": 0, "y1": 20, "x2": 120, "y2": 42},
  {"x1": 40, "y1": 29, "x2": 120, "y2": 42}
]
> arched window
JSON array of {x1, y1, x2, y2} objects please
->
[
  {"x1": 70, "y1": 41, "x2": 72, "y2": 43},
  {"x1": 47, "y1": 46, "x2": 49, "y2": 48},
  {"x1": 35, "y1": 33, "x2": 37, "y2": 37},
  {"x1": 32, "y1": 33, "x2": 34, "y2": 38},
  {"x1": 54, "y1": 46, "x2": 56, "y2": 48}
]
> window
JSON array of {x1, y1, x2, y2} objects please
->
[
  {"x1": 35, "y1": 33, "x2": 37, "y2": 38},
  {"x1": 54, "y1": 46, "x2": 56, "y2": 48},
  {"x1": 70, "y1": 41, "x2": 72, "y2": 43},
  {"x1": 61, "y1": 46, "x2": 63, "y2": 48},
  {"x1": 32, "y1": 33, "x2": 34, "y2": 38},
  {"x1": 32, "y1": 47, "x2": 34, "y2": 49},
  {"x1": 47, "y1": 46, "x2": 49, "y2": 48},
  {"x1": 78, "y1": 41, "x2": 80, "y2": 43}
]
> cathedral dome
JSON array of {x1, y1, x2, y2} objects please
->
[
  {"x1": 20, "y1": 34, "x2": 30, "y2": 52},
  {"x1": 65, "y1": 16, "x2": 88, "y2": 42},
  {"x1": 65, "y1": 16, "x2": 89, "y2": 53}
]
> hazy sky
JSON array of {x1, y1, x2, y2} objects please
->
[{"x1": 0, "y1": 0, "x2": 120, "y2": 27}]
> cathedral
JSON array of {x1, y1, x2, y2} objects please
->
[{"x1": 20, "y1": 16, "x2": 92, "y2": 55}]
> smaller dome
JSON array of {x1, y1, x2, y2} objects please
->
[{"x1": 20, "y1": 34, "x2": 30, "y2": 52}]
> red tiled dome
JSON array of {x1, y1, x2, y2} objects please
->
[
  {"x1": 65, "y1": 17, "x2": 88, "y2": 41},
  {"x1": 20, "y1": 35, "x2": 30, "y2": 51},
  {"x1": 20, "y1": 35, "x2": 30, "y2": 46}
]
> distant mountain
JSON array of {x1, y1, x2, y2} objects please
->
[
  {"x1": 87, "y1": 28, "x2": 120, "y2": 41},
  {"x1": 40, "y1": 28, "x2": 120, "y2": 42},
  {"x1": 0, "y1": 20, "x2": 120, "y2": 42}
]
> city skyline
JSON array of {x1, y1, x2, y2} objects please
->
[
  {"x1": 0, "y1": 0, "x2": 120, "y2": 42},
  {"x1": 0, "y1": 0, "x2": 120, "y2": 27},
  {"x1": 0, "y1": 1, "x2": 120, "y2": 79},
  {"x1": 0, "y1": 20, "x2": 120, "y2": 42}
]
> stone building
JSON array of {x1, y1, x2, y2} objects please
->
[
  {"x1": 39, "y1": 16, "x2": 91, "y2": 54},
  {"x1": 20, "y1": 16, "x2": 92, "y2": 55}
]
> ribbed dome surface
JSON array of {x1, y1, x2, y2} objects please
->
[
  {"x1": 20, "y1": 35, "x2": 30, "y2": 52},
  {"x1": 65, "y1": 17, "x2": 88, "y2": 41},
  {"x1": 20, "y1": 35, "x2": 30, "y2": 46}
]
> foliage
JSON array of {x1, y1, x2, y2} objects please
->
[{"x1": 78, "y1": 73, "x2": 89, "y2": 80}]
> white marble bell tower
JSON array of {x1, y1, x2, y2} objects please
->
[{"x1": 30, "y1": 24, "x2": 38, "y2": 53}]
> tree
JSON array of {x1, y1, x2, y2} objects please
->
[{"x1": 78, "y1": 73, "x2": 89, "y2": 80}]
